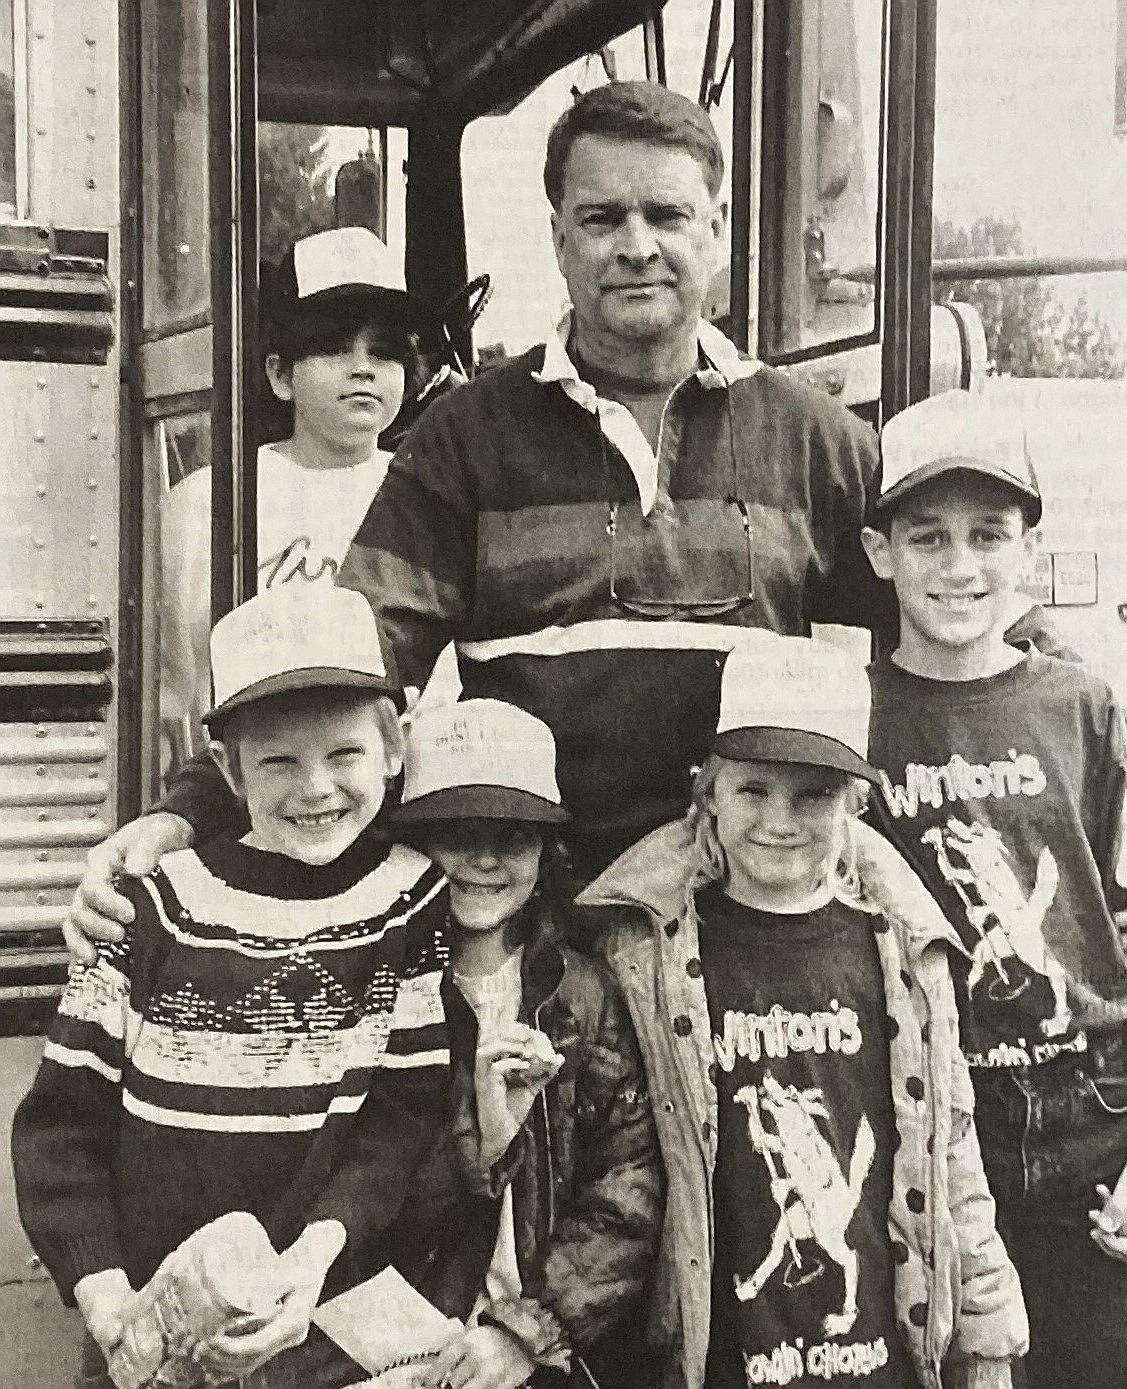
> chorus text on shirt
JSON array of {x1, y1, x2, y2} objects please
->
[
  {"x1": 877, "y1": 750, "x2": 1046, "y2": 819},
  {"x1": 741, "y1": 1335, "x2": 889, "y2": 1384},
  {"x1": 713, "y1": 1001, "x2": 862, "y2": 1072}
]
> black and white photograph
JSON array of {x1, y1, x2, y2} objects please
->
[{"x1": 1, "y1": 4, "x2": 1126, "y2": 1388}]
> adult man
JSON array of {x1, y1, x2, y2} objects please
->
[{"x1": 68, "y1": 81, "x2": 887, "y2": 946}]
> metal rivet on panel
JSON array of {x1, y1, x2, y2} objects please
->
[
  {"x1": 34, "y1": 429, "x2": 45, "y2": 442},
  {"x1": 87, "y1": 595, "x2": 98, "y2": 607},
  {"x1": 35, "y1": 484, "x2": 46, "y2": 497},
  {"x1": 89, "y1": 535, "x2": 98, "y2": 547},
  {"x1": 35, "y1": 726, "x2": 47, "y2": 738},
  {"x1": 36, "y1": 892, "x2": 47, "y2": 905},
  {"x1": 87, "y1": 129, "x2": 97, "y2": 141},
  {"x1": 38, "y1": 851, "x2": 49, "y2": 862},
  {"x1": 36, "y1": 376, "x2": 46, "y2": 389},
  {"x1": 87, "y1": 725, "x2": 97, "y2": 735},
  {"x1": 87, "y1": 477, "x2": 98, "y2": 488},
  {"x1": 89, "y1": 427, "x2": 99, "y2": 439},
  {"x1": 33, "y1": 537, "x2": 44, "y2": 549},
  {"x1": 36, "y1": 765, "x2": 46, "y2": 777},
  {"x1": 36, "y1": 622, "x2": 46, "y2": 632},
  {"x1": 34, "y1": 29, "x2": 45, "y2": 39},
  {"x1": 35, "y1": 125, "x2": 47, "y2": 136},
  {"x1": 34, "y1": 599, "x2": 44, "y2": 609},
  {"x1": 84, "y1": 34, "x2": 96, "y2": 45},
  {"x1": 89, "y1": 375, "x2": 100, "y2": 388},
  {"x1": 86, "y1": 83, "x2": 96, "y2": 95},
  {"x1": 37, "y1": 811, "x2": 48, "y2": 821},
  {"x1": 85, "y1": 177, "x2": 96, "y2": 190}
]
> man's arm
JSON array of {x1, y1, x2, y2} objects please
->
[
  {"x1": 803, "y1": 397, "x2": 898, "y2": 641},
  {"x1": 156, "y1": 748, "x2": 245, "y2": 838},
  {"x1": 338, "y1": 390, "x2": 477, "y2": 690}
]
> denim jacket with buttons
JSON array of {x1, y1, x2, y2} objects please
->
[{"x1": 578, "y1": 817, "x2": 1028, "y2": 1389}]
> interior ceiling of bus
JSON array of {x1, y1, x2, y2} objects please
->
[{"x1": 257, "y1": 0, "x2": 668, "y2": 125}]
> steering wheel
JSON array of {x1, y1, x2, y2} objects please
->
[{"x1": 440, "y1": 273, "x2": 492, "y2": 376}]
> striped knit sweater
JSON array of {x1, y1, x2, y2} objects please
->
[{"x1": 12, "y1": 833, "x2": 452, "y2": 1304}]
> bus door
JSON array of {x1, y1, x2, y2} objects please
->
[{"x1": 127, "y1": 0, "x2": 257, "y2": 797}]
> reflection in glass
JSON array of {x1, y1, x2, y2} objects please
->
[
  {"x1": 759, "y1": 0, "x2": 883, "y2": 358},
  {"x1": 158, "y1": 414, "x2": 212, "y2": 780},
  {"x1": 0, "y1": 0, "x2": 15, "y2": 214},
  {"x1": 141, "y1": 3, "x2": 210, "y2": 331}
]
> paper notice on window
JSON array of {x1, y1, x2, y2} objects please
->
[{"x1": 313, "y1": 1266, "x2": 460, "y2": 1377}]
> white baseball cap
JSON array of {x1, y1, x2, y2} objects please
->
[
  {"x1": 874, "y1": 389, "x2": 1041, "y2": 523},
  {"x1": 714, "y1": 638, "x2": 877, "y2": 783},
  {"x1": 203, "y1": 585, "x2": 403, "y2": 730},
  {"x1": 392, "y1": 699, "x2": 569, "y2": 825},
  {"x1": 273, "y1": 227, "x2": 426, "y2": 324}
]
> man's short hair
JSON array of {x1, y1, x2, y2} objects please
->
[{"x1": 543, "y1": 80, "x2": 725, "y2": 209}]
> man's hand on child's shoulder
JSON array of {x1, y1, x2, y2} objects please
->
[{"x1": 64, "y1": 812, "x2": 194, "y2": 965}]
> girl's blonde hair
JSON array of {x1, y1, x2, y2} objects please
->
[{"x1": 686, "y1": 754, "x2": 877, "y2": 913}]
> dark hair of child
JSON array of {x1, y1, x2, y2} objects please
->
[{"x1": 258, "y1": 295, "x2": 429, "y2": 446}]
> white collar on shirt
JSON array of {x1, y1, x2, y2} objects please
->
[{"x1": 530, "y1": 310, "x2": 761, "y2": 515}]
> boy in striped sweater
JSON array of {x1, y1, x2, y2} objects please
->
[{"x1": 12, "y1": 584, "x2": 453, "y2": 1389}]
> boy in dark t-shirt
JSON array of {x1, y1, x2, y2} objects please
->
[{"x1": 861, "y1": 390, "x2": 1127, "y2": 1389}]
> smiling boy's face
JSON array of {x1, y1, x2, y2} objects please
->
[
  {"x1": 863, "y1": 472, "x2": 1037, "y2": 678},
  {"x1": 213, "y1": 692, "x2": 397, "y2": 865}
]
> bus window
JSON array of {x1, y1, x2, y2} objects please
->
[
  {"x1": 0, "y1": 0, "x2": 17, "y2": 217},
  {"x1": 157, "y1": 411, "x2": 212, "y2": 780},
  {"x1": 932, "y1": 0, "x2": 1127, "y2": 385},
  {"x1": 758, "y1": 0, "x2": 884, "y2": 361},
  {"x1": 257, "y1": 122, "x2": 407, "y2": 275},
  {"x1": 140, "y1": 3, "x2": 210, "y2": 334}
]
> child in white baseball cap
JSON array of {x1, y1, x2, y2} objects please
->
[
  {"x1": 388, "y1": 699, "x2": 662, "y2": 1389},
  {"x1": 14, "y1": 584, "x2": 458, "y2": 1389},
  {"x1": 863, "y1": 392, "x2": 1127, "y2": 1389},
  {"x1": 579, "y1": 636, "x2": 1026, "y2": 1389},
  {"x1": 161, "y1": 225, "x2": 437, "y2": 751}
]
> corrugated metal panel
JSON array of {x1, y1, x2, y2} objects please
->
[{"x1": 0, "y1": 721, "x2": 109, "y2": 1012}]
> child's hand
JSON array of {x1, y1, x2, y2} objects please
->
[
  {"x1": 73, "y1": 1267, "x2": 135, "y2": 1364},
  {"x1": 474, "y1": 1023, "x2": 564, "y2": 1168},
  {"x1": 421, "y1": 1325, "x2": 537, "y2": 1389},
  {"x1": 193, "y1": 1220, "x2": 345, "y2": 1379},
  {"x1": 1090, "y1": 1165, "x2": 1127, "y2": 1261}
]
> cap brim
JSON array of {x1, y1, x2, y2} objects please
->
[
  {"x1": 390, "y1": 785, "x2": 570, "y2": 825},
  {"x1": 874, "y1": 460, "x2": 1041, "y2": 524},
  {"x1": 281, "y1": 283, "x2": 436, "y2": 332},
  {"x1": 204, "y1": 667, "x2": 405, "y2": 730},
  {"x1": 712, "y1": 726, "x2": 879, "y2": 784}
]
